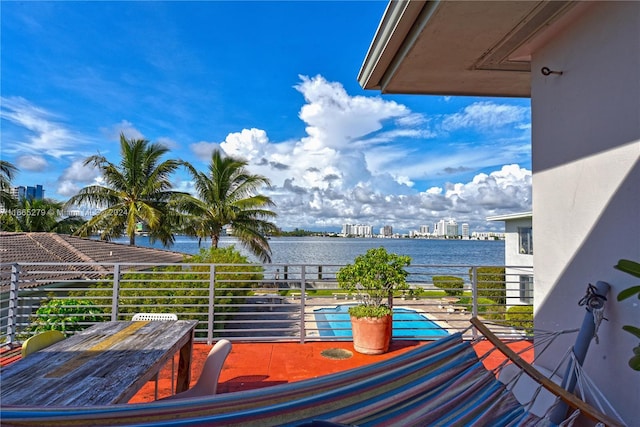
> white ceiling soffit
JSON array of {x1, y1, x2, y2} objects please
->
[{"x1": 358, "y1": 0, "x2": 585, "y2": 98}]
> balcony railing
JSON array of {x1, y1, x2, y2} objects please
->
[{"x1": 1, "y1": 262, "x2": 534, "y2": 347}]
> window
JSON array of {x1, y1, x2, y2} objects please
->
[
  {"x1": 519, "y1": 275, "x2": 533, "y2": 303},
  {"x1": 518, "y1": 227, "x2": 533, "y2": 255}
]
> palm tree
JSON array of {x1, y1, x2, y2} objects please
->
[
  {"x1": 0, "y1": 160, "x2": 18, "y2": 208},
  {"x1": 66, "y1": 133, "x2": 181, "y2": 246},
  {"x1": 1, "y1": 197, "x2": 85, "y2": 233},
  {"x1": 181, "y1": 149, "x2": 277, "y2": 263}
]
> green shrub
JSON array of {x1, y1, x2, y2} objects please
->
[
  {"x1": 432, "y1": 276, "x2": 464, "y2": 297},
  {"x1": 76, "y1": 246, "x2": 263, "y2": 326},
  {"x1": 506, "y1": 305, "x2": 534, "y2": 332},
  {"x1": 348, "y1": 305, "x2": 392, "y2": 318},
  {"x1": 407, "y1": 286, "x2": 424, "y2": 299},
  {"x1": 476, "y1": 297, "x2": 505, "y2": 321},
  {"x1": 28, "y1": 298, "x2": 104, "y2": 334},
  {"x1": 470, "y1": 267, "x2": 506, "y2": 304}
]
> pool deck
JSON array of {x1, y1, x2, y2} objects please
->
[
  {"x1": 125, "y1": 300, "x2": 529, "y2": 403},
  {"x1": 127, "y1": 338, "x2": 533, "y2": 403}
]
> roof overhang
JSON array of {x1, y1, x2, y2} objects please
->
[
  {"x1": 487, "y1": 212, "x2": 533, "y2": 222},
  {"x1": 358, "y1": 0, "x2": 588, "y2": 97}
]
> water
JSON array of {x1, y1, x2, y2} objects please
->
[
  {"x1": 113, "y1": 235, "x2": 504, "y2": 266},
  {"x1": 314, "y1": 305, "x2": 449, "y2": 338}
]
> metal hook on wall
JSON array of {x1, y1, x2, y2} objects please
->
[{"x1": 541, "y1": 67, "x2": 563, "y2": 76}]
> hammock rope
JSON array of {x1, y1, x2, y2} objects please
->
[
  {"x1": 578, "y1": 283, "x2": 608, "y2": 344},
  {"x1": 471, "y1": 318, "x2": 626, "y2": 427}
]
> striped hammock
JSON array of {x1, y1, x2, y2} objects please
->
[{"x1": 0, "y1": 319, "x2": 622, "y2": 427}]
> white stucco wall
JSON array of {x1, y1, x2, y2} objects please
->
[
  {"x1": 531, "y1": 2, "x2": 640, "y2": 424},
  {"x1": 503, "y1": 218, "x2": 533, "y2": 307},
  {"x1": 503, "y1": 218, "x2": 533, "y2": 268}
]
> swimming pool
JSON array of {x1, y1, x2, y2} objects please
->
[{"x1": 314, "y1": 305, "x2": 449, "y2": 338}]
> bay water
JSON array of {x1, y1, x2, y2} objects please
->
[{"x1": 115, "y1": 235, "x2": 504, "y2": 266}]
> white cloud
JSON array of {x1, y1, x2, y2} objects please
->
[
  {"x1": 443, "y1": 164, "x2": 531, "y2": 210},
  {"x1": 190, "y1": 141, "x2": 220, "y2": 161},
  {"x1": 15, "y1": 154, "x2": 48, "y2": 171},
  {"x1": 102, "y1": 120, "x2": 144, "y2": 141},
  {"x1": 157, "y1": 136, "x2": 178, "y2": 150},
  {"x1": 295, "y1": 75, "x2": 414, "y2": 150},
  {"x1": 441, "y1": 101, "x2": 529, "y2": 131},
  {"x1": 268, "y1": 164, "x2": 531, "y2": 232},
  {"x1": 60, "y1": 159, "x2": 100, "y2": 182},
  {"x1": 220, "y1": 128, "x2": 270, "y2": 162},
  {"x1": 56, "y1": 180, "x2": 81, "y2": 197},
  {"x1": 0, "y1": 96, "x2": 81, "y2": 158},
  {"x1": 395, "y1": 113, "x2": 427, "y2": 127},
  {"x1": 55, "y1": 159, "x2": 102, "y2": 197},
  {"x1": 182, "y1": 76, "x2": 531, "y2": 233}
]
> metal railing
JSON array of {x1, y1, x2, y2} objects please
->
[{"x1": 1, "y1": 262, "x2": 534, "y2": 346}]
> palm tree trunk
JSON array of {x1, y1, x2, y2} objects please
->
[{"x1": 129, "y1": 233, "x2": 135, "y2": 246}]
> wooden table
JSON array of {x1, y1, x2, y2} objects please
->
[{"x1": 0, "y1": 320, "x2": 198, "y2": 406}]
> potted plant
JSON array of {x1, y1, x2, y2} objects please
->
[{"x1": 336, "y1": 247, "x2": 411, "y2": 354}]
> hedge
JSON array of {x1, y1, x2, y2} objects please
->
[
  {"x1": 469, "y1": 266, "x2": 506, "y2": 304},
  {"x1": 432, "y1": 276, "x2": 464, "y2": 297},
  {"x1": 506, "y1": 305, "x2": 534, "y2": 333}
]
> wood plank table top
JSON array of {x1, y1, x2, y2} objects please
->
[{"x1": 0, "y1": 320, "x2": 197, "y2": 406}]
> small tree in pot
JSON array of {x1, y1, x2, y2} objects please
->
[{"x1": 337, "y1": 247, "x2": 411, "y2": 354}]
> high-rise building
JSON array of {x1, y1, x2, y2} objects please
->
[
  {"x1": 461, "y1": 223, "x2": 470, "y2": 239},
  {"x1": 446, "y1": 219, "x2": 459, "y2": 237},
  {"x1": 11, "y1": 185, "x2": 45, "y2": 201},
  {"x1": 380, "y1": 225, "x2": 393, "y2": 237},
  {"x1": 342, "y1": 224, "x2": 373, "y2": 237}
]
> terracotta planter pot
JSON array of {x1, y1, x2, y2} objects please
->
[{"x1": 350, "y1": 314, "x2": 392, "y2": 355}]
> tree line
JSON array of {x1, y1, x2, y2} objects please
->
[{"x1": 0, "y1": 134, "x2": 278, "y2": 262}]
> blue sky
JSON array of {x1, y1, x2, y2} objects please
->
[{"x1": 1, "y1": 1, "x2": 532, "y2": 234}]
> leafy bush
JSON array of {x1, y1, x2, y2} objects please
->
[
  {"x1": 470, "y1": 266, "x2": 506, "y2": 304},
  {"x1": 27, "y1": 298, "x2": 104, "y2": 334},
  {"x1": 407, "y1": 286, "x2": 424, "y2": 299},
  {"x1": 506, "y1": 305, "x2": 533, "y2": 333},
  {"x1": 76, "y1": 246, "x2": 263, "y2": 326},
  {"x1": 470, "y1": 297, "x2": 505, "y2": 321},
  {"x1": 337, "y1": 247, "x2": 411, "y2": 316},
  {"x1": 348, "y1": 305, "x2": 392, "y2": 318},
  {"x1": 432, "y1": 276, "x2": 464, "y2": 297}
]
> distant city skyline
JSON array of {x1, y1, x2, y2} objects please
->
[{"x1": 341, "y1": 218, "x2": 503, "y2": 238}]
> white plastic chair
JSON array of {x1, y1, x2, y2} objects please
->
[
  {"x1": 164, "y1": 339, "x2": 232, "y2": 400},
  {"x1": 132, "y1": 312, "x2": 178, "y2": 398},
  {"x1": 131, "y1": 313, "x2": 178, "y2": 321}
]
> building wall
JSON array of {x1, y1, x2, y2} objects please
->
[
  {"x1": 503, "y1": 218, "x2": 533, "y2": 307},
  {"x1": 531, "y1": 2, "x2": 640, "y2": 423},
  {"x1": 503, "y1": 218, "x2": 532, "y2": 268}
]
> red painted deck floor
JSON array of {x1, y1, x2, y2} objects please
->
[{"x1": 128, "y1": 339, "x2": 533, "y2": 403}]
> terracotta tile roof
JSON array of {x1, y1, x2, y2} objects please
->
[{"x1": 0, "y1": 232, "x2": 187, "y2": 290}]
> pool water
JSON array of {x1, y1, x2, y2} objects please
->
[{"x1": 314, "y1": 305, "x2": 449, "y2": 338}]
